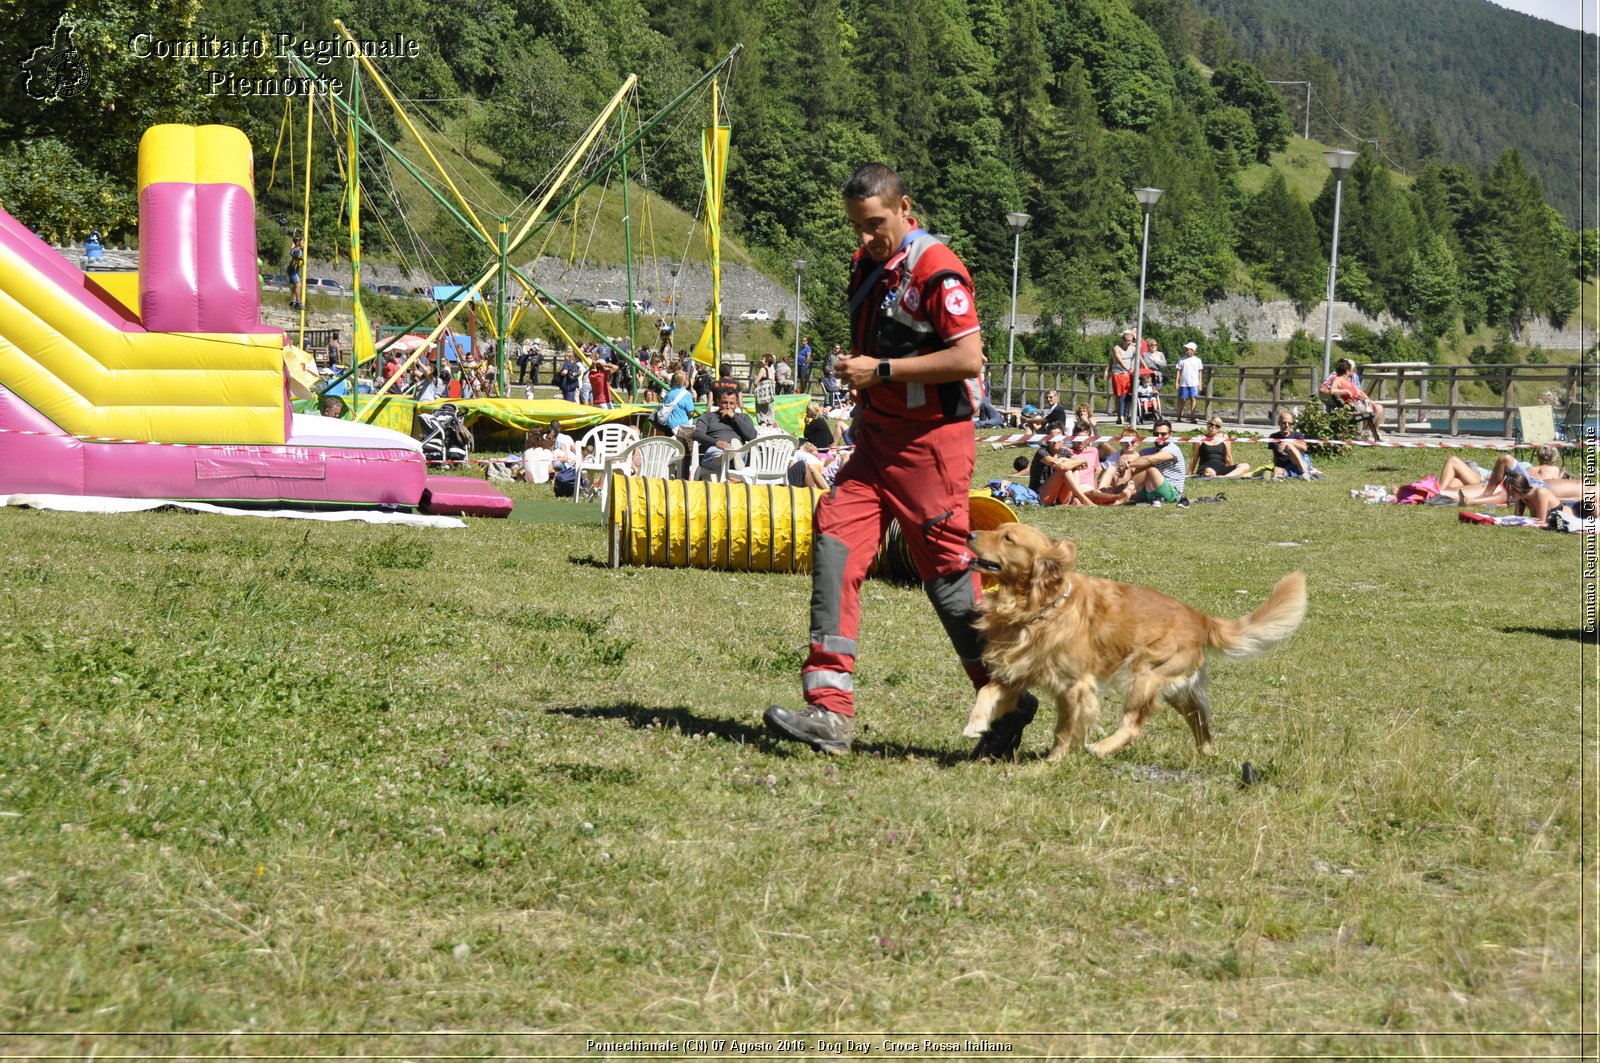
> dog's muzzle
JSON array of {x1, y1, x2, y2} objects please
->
[{"x1": 968, "y1": 554, "x2": 1002, "y2": 573}]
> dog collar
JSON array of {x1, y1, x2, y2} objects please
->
[{"x1": 1035, "y1": 582, "x2": 1073, "y2": 622}]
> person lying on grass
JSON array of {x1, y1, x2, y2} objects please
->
[
  {"x1": 1502, "y1": 470, "x2": 1594, "y2": 524},
  {"x1": 1434, "y1": 445, "x2": 1568, "y2": 506}
]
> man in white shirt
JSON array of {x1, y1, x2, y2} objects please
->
[{"x1": 1175, "y1": 341, "x2": 1203, "y2": 423}]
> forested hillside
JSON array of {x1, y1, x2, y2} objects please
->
[
  {"x1": 1185, "y1": 0, "x2": 1595, "y2": 224},
  {"x1": 0, "y1": 0, "x2": 1587, "y2": 358}
]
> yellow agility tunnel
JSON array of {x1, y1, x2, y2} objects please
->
[{"x1": 607, "y1": 475, "x2": 1018, "y2": 578}]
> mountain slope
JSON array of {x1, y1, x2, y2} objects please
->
[{"x1": 1190, "y1": 0, "x2": 1594, "y2": 222}]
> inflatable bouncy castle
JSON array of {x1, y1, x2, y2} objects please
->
[{"x1": 0, "y1": 124, "x2": 427, "y2": 507}]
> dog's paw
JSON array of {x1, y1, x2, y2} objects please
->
[
  {"x1": 1085, "y1": 739, "x2": 1114, "y2": 758},
  {"x1": 962, "y1": 721, "x2": 991, "y2": 739}
]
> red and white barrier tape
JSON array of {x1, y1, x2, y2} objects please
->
[{"x1": 985, "y1": 430, "x2": 1593, "y2": 452}]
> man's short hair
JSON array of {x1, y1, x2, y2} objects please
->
[
  {"x1": 319, "y1": 394, "x2": 344, "y2": 417},
  {"x1": 712, "y1": 381, "x2": 740, "y2": 403},
  {"x1": 842, "y1": 163, "x2": 907, "y2": 204},
  {"x1": 1153, "y1": 419, "x2": 1173, "y2": 434}
]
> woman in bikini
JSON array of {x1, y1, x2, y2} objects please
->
[
  {"x1": 1502, "y1": 469, "x2": 1592, "y2": 523},
  {"x1": 1437, "y1": 444, "x2": 1567, "y2": 505}
]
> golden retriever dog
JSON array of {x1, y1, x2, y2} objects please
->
[{"x1": 966, "y1": 523, "x2": 1306, "y2": 761}]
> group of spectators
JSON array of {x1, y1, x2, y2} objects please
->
[
  {"x1": 1001, "y1": 402, "x2": 1325, "y2": 507},
  {"x1": 1096, "y1": 328, "x2": 1207, "y2": 425},
  {"x1": 1413, "y1": 444, "x2": 1591, "y2": 523}
]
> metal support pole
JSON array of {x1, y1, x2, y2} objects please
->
[
  {"x1": 496, "y1": 219, "x2": 509, "y2": 395},
  {"x1": 1005, "y1": 229, "x2": 1021, "y2": 412},
  {"x1": 793, "y1": 260, "x2": 806, "y2": 370},
  {"x1": 621, "y1": 102, "x2": 638, "y2": 400},
  {"x1": 1133, "y1": 208, "x2": 1152, "y2": 429},
  {"x1": 1322, "y1": 174, "x2": 1346, "y2": 382}
]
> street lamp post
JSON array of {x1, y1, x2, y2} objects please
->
[
  {"x1": 1004, "y1": 212, "x2": 1031, "y2": 412},
  {"x1": 793, "y1": 259, "x2": 806, "y2": 372},
  {"x1": 1320, "y1": 149, "x2": 1359, "y2": 382},
  {"x1": 1132, "y1": 187, "x2": 1163, "y2": 428}
]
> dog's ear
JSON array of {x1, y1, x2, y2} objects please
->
[
  {"x1": 1031, "y1": 543, "x2": 1071, "y2": 600},
  {"x1": 1054, "y1": 538, "x2": 1078, "y2": 571}
]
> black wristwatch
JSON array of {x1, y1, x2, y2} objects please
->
[{"x1": 876, "y1": 359, "x2": 893, "y2": 380}]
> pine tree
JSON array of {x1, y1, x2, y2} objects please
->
[
  {"x1": 1405, "y1": 232, "x2": 1460, "y2": 339},
  {"x1": 992, "y1": 0, "x2": 1052, "y2": 171},
  {"x1": 1480, "y1": 148, "x2": 1576, "y2": 328},
  {"x1": 1240, "y1": 173, "x2": 1323, "y2": 311},
  {"x1": 1312, "y1": 147, "x2": 1420, "y2": 317},
  {"x1": 1029, "y1": 62, "x2": 1130, "y2": 320},
  {"x1": 1136, "y1": 101, "x2": 1235, "y2": 310},
  {"x1": 1209, "y1": 61, "x2": 1292, "y2": 163}
]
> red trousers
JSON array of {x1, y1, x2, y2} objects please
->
[{"x1": 802, "y1": 417, "x2": 989, "y2": 716}]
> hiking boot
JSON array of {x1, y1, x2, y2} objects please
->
[
  {"x1": 971, "y1": 691, "x2": 1038, "y2": 762},
  {"x1": 764, "y1": 704, "x2": 854, "y2": 755},
  {"x1": 1177, "y1": 496, "x2": 1191, "y2": 509}
]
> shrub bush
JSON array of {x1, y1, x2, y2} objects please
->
[{"x1": 1290, "y1": 400, "x2": 1360, "y2": 460}]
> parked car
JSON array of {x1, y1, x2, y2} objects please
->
[
  {"x1": 568, "y1": 297, "x2": 596, "y2": 310},
  {"x1": 263, "y1": 274, "x2": 288, "y2": 292},
  {"x1": 738, "y1": 308, "x2": 770, "y2": 322},
  {"x1": 374, "y1": 283, "x2": 406, "y2": 298},
  {"x1": 592, "y1": 298, "x2": 626, "y2": 314},
  {"x1": 305, "y1": 277, "x2": 345, "y2": 296}
]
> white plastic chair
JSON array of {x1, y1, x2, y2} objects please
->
[
  {"x1": 727, "y1": 434, "x2": 798, "y2": 486},
  {"x1": 604, "y1": 435, "x2": 685, "y2": 480},
  {"x1": 601, "y1": 435, "x2": 685, "y2": 511},
  {"x1": 576, "y1": 423, "x2": 640, "y2": 502}
]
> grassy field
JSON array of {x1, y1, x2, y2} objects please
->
[{"x1": 0, "y1": 440, "x2": 1591, "y2": 1057}]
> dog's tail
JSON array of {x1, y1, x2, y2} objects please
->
[{"x1": 1207, "y1": 571, "x2": 1307, "y2": 659}]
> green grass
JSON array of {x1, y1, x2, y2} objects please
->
[
  {"x1": 1240, "y1": 135, "x2": 1415, "y2": 202},
  {"x1": 0, "y1": 442, "x2": 1589, "y2": 1056}
]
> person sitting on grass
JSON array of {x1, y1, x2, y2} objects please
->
[
  {"x1": 1191, "y1": 417, "x2": 1252, "y2": 479},
  {"x1": 1072, "y1": 403, "x2": 1118, "y2": 462},
  {"x1": 1023, "y1": 389, "x2": 1067, "y2": 434},
  {"x1": 1266, "y1": 410, "x2": 1320, "y2": 479},
  {"x1": 1039, "y1": 433, "x2": 1102, "y2": 506},
  {"x1": 521, "y1": 423, "x2": 578, "y2": 485},
  {"x1": 803, "y1": 401, "x2": 839, "y2": 450},
  {"x1": 1027, "y1": 427, "x2": 1070, "y2": 496},
  {"x1": 1087, "y1": 419, "x2": 1186, "y2": 506},
  {"x1": 1436, "y1": 445, "x2": 1568, "y2": 506},
  {"x1": 1095, "y1": 427, "x2": 1141, "y2": 490}
]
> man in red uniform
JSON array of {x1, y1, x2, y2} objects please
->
[{"x1": 764, "y1": 163, "x2": 1035, "y2": 757}]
